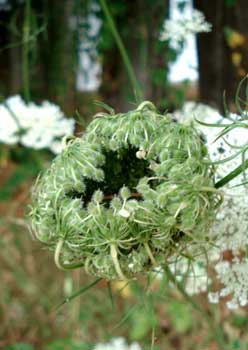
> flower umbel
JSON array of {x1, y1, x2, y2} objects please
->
[
  {"x1": 160, "y1": 9, "x2": 211, "y2": 50},
  {"x1": 30, "y1": 101, "x2": 221, "y2": 280},
  {"x1": 0, "y1": 95, "x2": 75, "y2": 153}
]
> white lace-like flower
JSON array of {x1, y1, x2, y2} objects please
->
[
  {"x1": 160, "y1": 9, "x2": 211, "y2": 50},
  {"x1": 94, "y1": 337, "x2": 141, "y2": 350},
  {"x1": 156, "y1": 257, "x2": 210, "y2": 296},
  {"x1": 176, "y1": 101, "x2": 248, "y2": 309},
  {"x1": 0, "y1": 95, "x2": 75, "y2": 154},
  {"x1": 175, "y1": 101, "x2": 248, "y2": 181}
]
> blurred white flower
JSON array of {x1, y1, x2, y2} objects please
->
[
  {"x1": 0, "y1": 95, "x2": 75, "y2": 154},
  {"x1": 0, "y1": 104, "x2": 19, "y2": 145},
  {"x1": 76, "y1": 1, "x2": 102, "y2": 92},
  {"x1": 94, "y1": 337, "x2": 141, "y2": 350},
  {"x1": 160, "y1": 9, "x2": 211, "y2": 50},
  {"x1": 175, "y1": 101, "x2": 248, "y2": 181},
  {"x1": 156, "y1": 257, "x2": 210, "y2": 296}
]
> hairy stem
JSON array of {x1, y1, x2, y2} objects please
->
[{"x1": 99, "y1": 0, "x2": 143, "y2": 103}]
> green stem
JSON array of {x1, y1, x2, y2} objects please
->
[
  {"x1": 164, "y1": 265, "x2": 228, "y2": 349},
  {"x1": 144, "y1": 242, "x2": 157, "y2": 266},
  {"x1": 215, "y1": 159, "x2": 248, "y2": 188},
  {"x1": 99, "y1": 0, "x2": 143, "y2": 103},
  {"x1": 22, "y1": 0, "x2": 31, "y2": 102}
]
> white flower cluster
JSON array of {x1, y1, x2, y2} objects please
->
[
  {"x1": 93, "y1": 337, "x2": 141, "y2": 350},
  {"x1": 160, "y1": 9, "x2": 211, "y2": 50},
  {"x1": 76, "y1": 1, "x2": 102, "y2": 92},
  {"x1": 155, "y1": 257, "x2": 210, "y2": 296},
  {"x1": 170, "y1": 258, "x2": 210, "y2": 296},
  {"x1": 175, "y1": 101, "x2": 248, "y2": 180},
  {"x1": 0, "y1": 95, "x2": 75, "y2": 154},
  {"x1": 175, "y1": 101, "x2": 248, "y2": 309},
  {"x1": 208, "y1": 258, "x2": 248, "y2": 309}
]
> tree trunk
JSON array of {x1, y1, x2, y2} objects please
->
[
  {"x1": 194, "y1": 0, "x2": 248, "y2": 111},
  {"x1": 41, "y1": 0, "x2": 76, "y2": 113}
]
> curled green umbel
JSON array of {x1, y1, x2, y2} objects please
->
[{"x1": 30, "y1": 101, "x2": 221, "y2": 280}]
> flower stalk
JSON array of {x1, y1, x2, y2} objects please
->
[{"x1": 99, "y1": 0, "x2": 143, "y2": 103}]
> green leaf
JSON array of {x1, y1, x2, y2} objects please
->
[
  {"x1": 130, "y1": 306, "x2": 156, "y2": 340},
  {"x1": 167, "y1": 301, "x2": 193, "y2": 333}
]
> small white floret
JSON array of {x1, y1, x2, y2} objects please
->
[{"x1": 118, "y1": 208, "x2": 130, "y2": 218}]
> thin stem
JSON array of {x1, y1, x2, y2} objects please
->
[
  {"x1": 151, "y1": 325, "x2": 155, "y2": 350},
  {"x1": 54, "y1": 277, "x2": 102, "y2": 310},
  {"x1": 144, "y1": 243, "x2": 157, "y2": 266},
  {"x1": 164, "y1": 265, "x2": 228, "y2": 349},
  {"x1": 22, "y1": 0, "x2": 31, "y2": 102},
  {"x1": 99, "y1": 0, "x2": 143, "y2": 103},
  {"x1": 215, "y1": 159, "x2": 248, "y2": 188}
]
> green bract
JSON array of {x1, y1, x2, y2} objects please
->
[{"x1": 30, "y1": 101, "x2": 221, "y2": 280}]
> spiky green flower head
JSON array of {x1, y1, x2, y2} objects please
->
[{"x1": 30, "y1": 101, "x2": 221, "y2": 280}]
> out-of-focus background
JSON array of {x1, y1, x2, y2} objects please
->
[{"x1": 1, "y1": 0, "x2": 248, "y2": 349}]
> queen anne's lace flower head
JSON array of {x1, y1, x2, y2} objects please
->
[
  {"x1": 0, "y1": 95, "x2": 75, "y2": 154},
  {"x1": 160, "y1": 9, "x2": 211, "y2": 50},
  {"x1": 30, "y1": 101, "x2": 221, "y2": 281}
]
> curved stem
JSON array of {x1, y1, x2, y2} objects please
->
[
  {"x1": 99, "y1": 0, "x2": 143, "y2": 103},
  {"x1": 54, "y1": 239, "x2": 85, "y2": 270},
  {"x1": 137, "y1": 101, "x2": 156, "y2": 111},
  {"x1": 164, "y1": 265, "x2": 227, "y2": 349},
  {"x1": 110, "y1": 243, "x2": 127, "y2": 280},
  {"x1": 54, "y1": 239, "x2": 65, "y2": 269}
]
